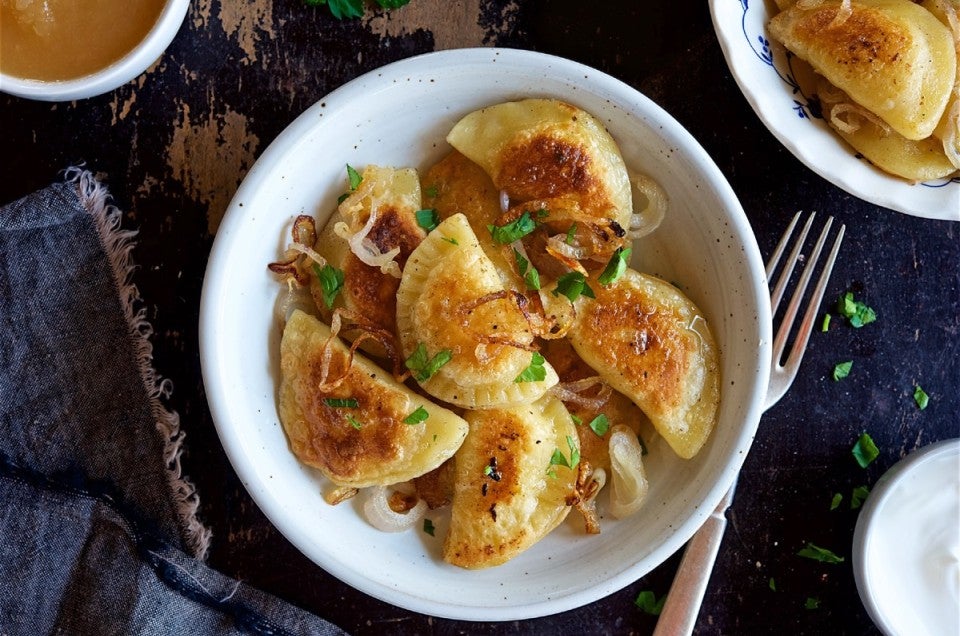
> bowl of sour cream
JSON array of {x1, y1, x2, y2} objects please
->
[
  {"x1": 853, "y1": 438, "x2": 960, "y2": 636},
  {"x1": 0, "y1": 0, "x2": 189, "y2": 101}
]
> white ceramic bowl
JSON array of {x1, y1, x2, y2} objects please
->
[
  {"x1": 709, "y1": 0, "x2": 960, "y2": 220},
  {"x1": 0, "y1": 0, "x2": 189, "y2": 101},
  {"x1": 853, "y1": 438, "x2": 960, "y2": 635},
  {"x1": 199, "y1": 48, "x2": 772, "y2": 620}
]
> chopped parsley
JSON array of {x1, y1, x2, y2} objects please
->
[
  {"x1": 837, "y1": 291, "x2": 876, "y2": 328},
  {"x1": 829, "y1": 493, "x2": 843, "y2": 511},
  {"x1": 597, "y1": 246, "x2": 632, "y2": 286},
  {"x1": 403, "y1": 406, "x2": 429, "y2": 425},
  {"x1": 804, "y1": 597, "x2": 820, "y2": 610},
  {"x1": 797, "y1": 542, "x2": 844, "y2": 564},
  {"x1": 347, "y1": 415, "x2": 363, "y2": 430},
  {"x1": 851, "y1": 432, "x2": 879, "y2": 468},
  {"x1": 514, "y1": 352, "x2": 547, "y2": 383},
  {"x1": 552, "y1": 271, "x2": 595, "y2": 302},
  {"x1": 422, "y1": 518, "x2": 435, "y2": 536},
  {"x1": 548, "y1": 435, "x2": 580, "y2": 477},
  {"x1": 323, "y1": 397, "x2": 358, "y2": 408},
  {"x1": 565, "y1": 223, "x2": 577, "y2": 245},
  {"x1": 821, "y1": 313, "x2": 831, "y2": 332},
  {"x1": 424, "y1": 185, "x2": 438, "y2": 198},
  {"x1": 634, "y1": 590, "x2": 666, "y2": 615},
  {"x1": 405, "y1": 343, "x2": 453, "y2": 382},
  {"x1": 768, "y1": 577, "x2": 776, "y2": 592},
  {"x1": 851, "y1": 485, "x2": 870, "y2": 510},
  {"x1": 336, "y1": 163, "x2": 363, "y2": 202},
  {"x1": 512, "y1": 248, "x2": 541, "y2": 290},
  {"x1": 588, "y1": 414, "x2": 610, "y2": 437},
  {"x1": 487, "y1": 211, "x2": 537, "y2": 244},
  {"x1": 313, "y1": 263, "x2": 345, "y2": 310},
  {"x1": 832, "y1": 360, "x2": 852, "y2": 381},
  {"x1": 304, "y1": 0, "x2": 410, "y2": 20},
  {"x1": 441, "y1": 236, "x2": 459, "y2": 245},
  {"x1": 913, "y1": 385, "x2": 929, "y2": 410},
  {"x1": 571, "y1": 414, "x2": 583, "y2": 425},
  {"x1": 415, "y1": 208, "x2": 440, "y2": 232}
]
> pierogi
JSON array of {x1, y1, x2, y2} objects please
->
[
  {"x1": 767, "y1": 0, "x2": 960, "y2": 180},
  {"x1": 270, "y1": 98, "x2": 721, "y2": 568}
]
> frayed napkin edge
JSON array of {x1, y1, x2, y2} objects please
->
[{"x1": 66, "y1": 167, "x2": 213, "y2": 561}]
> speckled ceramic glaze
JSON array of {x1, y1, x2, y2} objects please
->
[
  {"x1": 710, "y1": 0, "x2": 960, "y2": 220},
  {"x1": 199, "y1": 48, "x2": 772, "y2": 621}
]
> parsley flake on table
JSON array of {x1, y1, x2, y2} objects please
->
[
  {"x1": 405, "y1": 342, "x2": 452, "y2": 382},
  {"x1": 423, "y1": 518, "x2": 435, "y2": 536},
  {"x1": 313, "y1": 263, "x2": 345, "y2": 309},
  {"x1": 598, "y1": 246, "x2": 631, "y2": 285},
  {"x1": 487, "y1": 210, "x2": 537, "y2": 244},
  {"x1": 768, "y1": 577, "x2": 776, "y2": 592},
  {"x1": 832, "y1": 360, "x2": 852, "y2": 381},
  {"x1": 830, "y1": 493, "x2": 843, "y2": 511},
  {"x1": 552, "y1": 271, "x2": 596, "y2": 302},
  {"x1": 837, "y1": 291, "x2": 876, "y2": 328},
  {"x1": 588, "y1": 414, "x2": 610, "y2": 437},
  {"x1": 304, "y1": 0, "x2": 410, "y2": 20},
  {"x1": 821, "y1": 313, "x2": 831, "y2": 332},
  {"x1": 851, "y1": 432, "x2": 879, "y2": 468},
  {"x1": 797, "y1": 542, "x2": 844, "y2": 564},
  {"x1": 851, "y1": 485, "x2": 870, "y2": 510},
  {"x1": 403, "y1": 405, "x2": 429, "y2": 425},
  {"x1": 512, "y1": 248, "x2": 541, "y2": 290},
  {"x1": 323, "y1": 397, "x2": 358, "y2": 408},
  {"x1": 415, "y1": 208, "x2": 440, "y2": 232},
  {"x1": 913, "y1": 385, "x2": 930, "y2": 410},
  {"x1": 804, "y1": 597, "x2": 820, "y2": 610},
  {"x1": 634, "y1": 590, "x2": 666, "y2": 615}
]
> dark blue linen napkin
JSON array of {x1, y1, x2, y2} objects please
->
[{"x1": 0, "y1": 170, "x2": 348, "y2": 636}]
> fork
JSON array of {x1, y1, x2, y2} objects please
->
[{"x1": 651, "y1": 212, "x2": 845, "y2": 636}]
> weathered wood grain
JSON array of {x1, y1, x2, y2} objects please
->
[{"x1": 0, "y1": 1, "x2": 956, "y2": 634}]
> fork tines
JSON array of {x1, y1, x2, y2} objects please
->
[{"x1": 765, "y1": 212, "x2": 845, "y2": 410}]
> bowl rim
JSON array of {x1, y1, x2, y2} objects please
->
[
  {"x1": 852, "y1": 437, "x2": 960, "y2": 634},
  {"x1": 199, "y1": 47, "x2": 773, "y2": 620},
  {"x1": 0, "y1": 0, "x2": 190, "y2": 101}
]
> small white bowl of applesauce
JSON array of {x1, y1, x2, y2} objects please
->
[
  {"x1": 0, "y1": 0, "x2": 189, "y2": 101},
  {"x1": 853, "y1": 438, "x2": 960, "y2": 636}
]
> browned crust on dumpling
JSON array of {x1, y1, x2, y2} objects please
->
[
  {"x1": 445, "y1": 410, "x2": 530, "y2": 563},
  {"x1": 279, "y1": 311, "x2": 468, "y2": 487},
  {"x1": 575, "y1": 284, "x2": 693, "y2": 414},
  {"x1": 423, "y1": 150, "x2": 503, "y2": 227},
  {"x1": 498, "y1": 131, "x2": 599, "y2": 203},
  {"x1": 317, "y1": 205, "x2": 425, "y2": 338},
  {"x1": 283, "y1": 343, "x2": 414, "y2": 482},
  {"x1": 443, "y1": 400, "x2": 575, "y2": 569},
  {"x1": 790, "y1": 7, "x2": 907, "y2": 68}
]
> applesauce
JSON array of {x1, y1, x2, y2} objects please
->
[{"x1": 0, "y1": 0, "x2": 168, "y2": 81}]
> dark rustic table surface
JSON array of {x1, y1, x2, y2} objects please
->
[{"x1": 2, "y1": 1, "x2": 958, "y2": 634}]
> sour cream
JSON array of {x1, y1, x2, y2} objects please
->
[{"x1": 853, "y1": 439, "x2": 960, "y2": 636}]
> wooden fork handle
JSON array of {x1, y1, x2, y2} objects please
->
[{"x1": 652, "y1": 489, "x2": 733, "y2": 636}]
